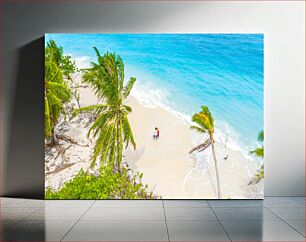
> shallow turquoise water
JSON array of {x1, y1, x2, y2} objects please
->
[{"x1": 45, "y1": 34, "x2": 264, "y2": 152}]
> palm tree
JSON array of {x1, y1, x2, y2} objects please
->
[
  {"x1": 78, "y1": 47, "x2": 136, "y2": 171},
  {"x1": 45, "y1": 41, "x2": 71, "y2": 145},
  {"x1": 189, "y1": 106, "x2": 221, "y2": 198},
  {"x1": 249, "y1": 130, "x2": 264, "y2": 185}
]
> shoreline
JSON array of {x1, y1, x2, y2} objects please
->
[
  {"x1": 125, "y1": 95, "x2": 262, "y2": 199},
  {"x1": 130, "y1": 81, "x2": 260, "y2": 162},
  {"x1": 45, "y1": 73, "x2": 263, "y2": 199}
]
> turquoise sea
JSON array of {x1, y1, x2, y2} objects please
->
[{"x1": 45, "y1": 34, "x2": 264, "y2": 154}]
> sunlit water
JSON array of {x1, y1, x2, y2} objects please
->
[{"x1": 46, "y1": 33, "x2": 264, "y2": 158}]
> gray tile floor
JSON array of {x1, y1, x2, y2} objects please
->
[{"x1": 0, "y1": 197, "x2": 305, "y2": 241}]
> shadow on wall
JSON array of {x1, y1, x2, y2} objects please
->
[{"x1": 4, "y1": 37, "x2": 45, "y2": 199}]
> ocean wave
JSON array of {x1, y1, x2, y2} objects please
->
[
  {"x1": 131, "y1": 81, "x2": 171, "y2": 109},
  {"x1": 74, "y1": 55, "x2": 91, "y2": 69},
  {"x1": 130, "y1": 82, "x2": 258, "y2": 164},
  {"x1": 70, "y1": 55, "x2": 259, "y2": 165}
]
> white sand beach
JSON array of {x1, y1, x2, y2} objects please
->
[
  {"x1": 125, "y1": 96, "x2": 262, "y2": 199},
  {"x1": 45, "y1": 73, "x2": 263, "y2": 199}
]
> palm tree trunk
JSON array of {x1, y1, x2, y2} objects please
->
[
  {"x1": 116, "y1": 117, "x2": 123, "y2": 175},
  {"x1": 211, "y1": 137, "x2": 221, "y2": 199},
  {"x1": 51, "y1": 129, "x2": 58, "y2": 146},
  {"x1": 72, "y1": 91, "x2": 81, "y2": 109},
  {"x1": 69, "y1": 76, "x2": 81, "y2": 109}
]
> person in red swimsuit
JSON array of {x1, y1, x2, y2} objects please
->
[{"x1": 153, "y1": 127, "x2": 160, "y2": 140}]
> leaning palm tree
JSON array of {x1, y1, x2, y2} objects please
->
[
  {"x1": 189, "y1": 106, "x2": 221, "y2": 198},
  {"x1": 77, "y1": 47, "x2": 136, "y2": 171}
]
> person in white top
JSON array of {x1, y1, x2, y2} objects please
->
[
  {"x1": 153, "y1": 127, "x2": 159, "y2": 140},
  {"x1": 153, "y1": 128, "x2": 158, "y2": 140}
]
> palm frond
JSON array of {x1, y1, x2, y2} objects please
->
[
  {"x1": 122, "y1": 77, "x2": 136, "y2": 100},
  {"x1": 116, "y1": 55, "x2": 125, "y2": 92},
  {"x1": 116, "y1": 116, "x2": 124, "y2": 169},
  {"x1": 122, "y1": 114, "x2": 136, "y2": 149},
  {"x1": 250, "y1": 146, "x2": 264, "y2": 158},
  {"x1": 103, "y1": 53, "x2": 119, "y2": 100},
  {"x1": 190, "y1": 125, "x2": 206, "y2": 134},
  {"x1": 191, "y1": 113, "x2": 211, "y2": 133},
  {"x1": 87, "y1": 111, "x2": 112, "y2": 138},
  {"x1": 76, "y1": 104, "x2": 109, "y2": 113},
  {"x1": 93, "y1": 46, "x2": 104, "y2": 65},
  {"x1": 83, "y1": 54, "x2": 119, "y2": 104},
  {"x1": 248, "y1": 164, "x2": 264, "y2": 185},
  {"x1": 91, "y1": 122, "x2": 115, "y2": 168},
  {"x1": 47, "y1": 81, "x2": 71, "y2": 102},
  {"x1": 93, "y1": 46, "x2": 101, "y2": 57},
  {"x1": 45, "y1": 97, "x2": 52, "y2": 137},
  {"x1": 250, "y1": 130, "x2": 264, "y2": 158},
  {"x1": 91, "y1": 125, "x2": 110, "y2": 167},
  {"x1": 122, "y1": 105, "x2": 132, "y2": 113},
  {"x1": 99, "y1": 125, "x2": 115, "y2": 167},
  {"x1": 189, "y1": 138, "x2": 211, "y2": 154},
  {"x1": 201, "y1": 106, "x2": 214, "y2": 126},
  {"x1": 258, "y1": 130, "x2": 264, "y2": 142}
]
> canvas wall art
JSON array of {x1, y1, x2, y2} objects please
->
[{"x1": 45, "y1": 34, "x2": 264, "y2": 199}]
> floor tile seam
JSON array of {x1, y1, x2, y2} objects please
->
[
  {"x1": 1, "y1": 205, "x2": 45, "y2": 209},
  {"x1": 17, "y1": 207, "x2": 42, "y2": 221},
  {"x1": 78, "y1": 219, "x2": 170, "y2": 221},
  {"x1": 89, "y1": 207, "x2": 164, "y2": 209},
  {"x1": 291, "y1": 197, "x2": 306, "y2": 205},
  {"x1": 45, "y1": 201, "x2": 96, "y2": 208},
  {"x1": 263, "y1": 206, "x2": 305, "y2": 208},
  {"x1": 209, "y1": 206, "x2": 263, "y2": 208},
  {"x1": 60, "y1": 200, "x2": 96, "y2": 241},
  {"x1": 207, "y1": 201, "x2": 232, "y2": 242},
  {"x1": 162, "y1": 200, "x2": 170, "y2": 242},
  {"x1": 164, "y1": 206, "x2": 210, "y2": 208},
  {"x1": 2, "y1": 207, "x2": 43, "y2": 230}
]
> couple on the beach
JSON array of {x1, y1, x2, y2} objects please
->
[{"x1": 153, "y1": 127, "x2": 160, "y2": 140}]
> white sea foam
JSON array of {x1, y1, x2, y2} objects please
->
[
  {"x1": 132, "y1": 81, "x2": 261, "y2": 196},
  {"x1": 73, "y1": 58, "x2": 259, "y2": 165},
  {"x1": 73, "y1": 55, "x2": 91, "y2": 69},
  {"x1": 131, "y1": 81, "x2": 171, "y2": 109}
]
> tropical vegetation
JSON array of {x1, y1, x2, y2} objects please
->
[
  {"x1": 45, "y1": 39, "x2": 262, "y2": 199},
  {"x1": 248, "y1": 130, "x2": 264, "y2": 185},
  {"x1": 45, "y1": 40, "x2": 72, "y2": 145},
  {"x1": 45, "y1": 166, "x2": 155, "y2": 199},
  {"x1": 250, "y1": 130, "x2": 264, "y2": 158},
  {"x1": 189, "y1": 106, "x2": 221, "y2": 198},
  {"x1": 45, "y1": 40, "x2": 153, "y2": 199}
]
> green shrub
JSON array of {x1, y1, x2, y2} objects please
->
[{"x1": 45, "y1": 165, "x2": 156, "y2": 199}]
